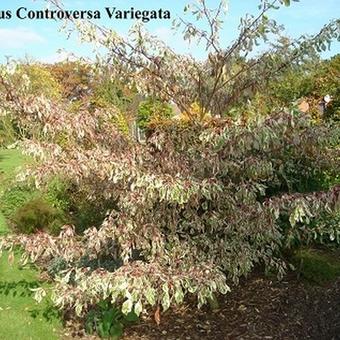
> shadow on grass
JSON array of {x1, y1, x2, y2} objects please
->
[
  {"x1": 0, "y1": 278, "x2": 62, "y2": 323},
  {"x1": 0, "y1": 279, "x2": 39, "y2": 297},
  {"x1": 0, "y1": 154, "x2": 7, "y2": 162},
  {"x1": 28, "y1": 304, "x2": 62, "y2": 322}
]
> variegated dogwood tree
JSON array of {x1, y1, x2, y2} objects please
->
[{"x1": 0, "y1": 0, "x2": 339, "y2": 323}]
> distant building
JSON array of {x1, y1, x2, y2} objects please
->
[{"x1": 318, "y1": 95, "x2": 332, "y2": 116}]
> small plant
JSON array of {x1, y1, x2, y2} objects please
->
[{"x1": 85, "y1": 300, "x2": 138, "y2": 339}]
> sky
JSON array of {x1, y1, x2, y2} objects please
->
[{"x1": 0, "y1": 0, "x2": 339, "y2": 63}]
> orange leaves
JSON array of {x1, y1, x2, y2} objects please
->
[
  {"x1": 7, "y1": 251, "x2": 14, "y2": 266},
  {"x1": 154, "y1": 305, "x2": 161, "y2": 325}
]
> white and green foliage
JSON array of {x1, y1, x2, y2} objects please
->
[{"x1": 0, "y1": 91, "x2": 339, "y2": 317}]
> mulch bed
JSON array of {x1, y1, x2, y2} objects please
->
[{"x1": 123, "y1": 273, "x2": 340, "y2": 340}]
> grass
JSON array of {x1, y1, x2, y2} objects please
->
[
  {"x1": 0, "y1": 148, "x2": 62, "y2": 339},
  {"x1": 0, "y1": 149, "x2": 28, "y2": 234},
  {"x1": 292, "y1": 247, "x2": 340, "y2": 284}
]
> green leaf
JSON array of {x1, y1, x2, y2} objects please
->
[
  {"x1": 161, "y1": 283, "x2": 170, "y2": 311},
  {"x1": 124, "y1": 311, "x2": 139, "y2": 324},
  {"x1": 98, "y1": 322, "x2": 110, "y2": 338},
  {"x1": 174, "y1": 283, "x2": 184, "y2": 304},
  {"x1": 109, "y1": 322, "x2": 124, "y2": 339}
]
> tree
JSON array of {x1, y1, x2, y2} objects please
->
[
  {"x1": 0, "y1": 0, "x2": 339, "y2": 326},
  {"x1": 47, "y1": 0, "x2": 339, "y2": 118},
  {"x1": 252, "y1": 53, "x2": 340, "y2": 120},
  {"x1": 47, "y1": 61, "x2": 93, "y2": 100}
]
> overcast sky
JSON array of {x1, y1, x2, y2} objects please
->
[{"x1": 0, "y1": 0, "x2": 339, "y2": 63}]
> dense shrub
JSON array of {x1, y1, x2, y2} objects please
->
[
  {"x1": 1, "y1": 109, "x2": 339, "y2": 320},
  {"x1": 1, "y1": 179, "x2": 71, "y2": 235},
  {"x1": 311, "y1": 55, "x2": 340, "y2": 119},
  {"x1": 1, "y1": 175, "x2": 126, "y2": 238},
  {"x1": 12, "y1": 197, "x2": 65, "y2": 235},
  {"x1": 91, "y1": 76, "x2": 134, "y2": 110},
  {"x1": 137, "y1": 99, "x2": 174, "y2": 130},
  {"x1": 256, "y1": 54, "x2": 340, "y2": 121},
  {"x1": 17, "y1": 63, "x2": 62, "y2": 100},
  {"x1": 47, "y1": 61, "x2": 93, "y2": 100}
]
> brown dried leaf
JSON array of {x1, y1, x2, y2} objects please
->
[
  {"x1": 154, "y1": 305, "x2": 161, "y2": 325},
  {"x1": 8, "y1": 252, "x2": 14, "y2": 266}
]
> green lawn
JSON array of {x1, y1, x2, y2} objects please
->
[{"x1": 0, "y1": 149, "x2": 62, "y2": 340}]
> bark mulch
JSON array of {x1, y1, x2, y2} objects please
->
[{"x1": 122, "y1": 273, "x2": 340, "y2": 340}]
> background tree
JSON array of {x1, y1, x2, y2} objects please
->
[{"x1": 47, "y1": 0, "x2": 339, "y2": 118}]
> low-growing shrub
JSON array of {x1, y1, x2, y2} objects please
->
[
  {"x1": 2, "y1": 176, "x2": 116, "y2": 235},
  {"x1": 46, "y1": 179, "x2": 117, "y2": 233},
  {"x1": 12, "y1": 197, "x2": 65, "y2": 235}
]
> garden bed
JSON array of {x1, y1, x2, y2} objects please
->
[{"x1": 122, "y1": 272, "x2": 340, "y2": 340}]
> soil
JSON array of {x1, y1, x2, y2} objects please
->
[{"x1": 122, "y1": 273, "x2": 340, "y2": 340}]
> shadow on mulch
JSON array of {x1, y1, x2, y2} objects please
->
[{"x1": 123, "y1": 273, "x2": 340, "y2": 340}]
